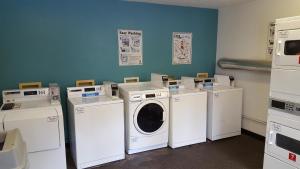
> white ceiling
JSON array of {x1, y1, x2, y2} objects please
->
[{"x1": 126, "y1": 0, "x2": 254, "y2": 9}]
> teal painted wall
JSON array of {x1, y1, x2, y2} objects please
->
[{"x1": 0, "y1": 0, "x2": 218, "y2": 140}]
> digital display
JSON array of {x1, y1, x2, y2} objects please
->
[
  {"x1": 169, "y1": 81, "x2": 177, "y2": 85},
  {"x1": 146, "y1": 94, "x2": 155, "y2": 98},
  {"x1": 84, "y1": 87, "x2": 95, "y2": 92},
  {"x1": 204, "y1": 79, "x2": 212, "y2": 83},
  {"x1": 271, "y1": 100, "x2": 285, "y2": 110},
  {"x1": 24, "y1": 91, "x2": 38, "y2": 96}
]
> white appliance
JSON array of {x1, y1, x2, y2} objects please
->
[
  {"x1": 264, "y1": 99, "x2": 300, "y2": 169},
  {"x1": 271, "y1": 16, "x2": 300, "y2": 103},
  {"x1": 264, "y1": 16, "x2": 300, "y2": 169},
  {"x1": 151, "y1": 73, "x2": 207, "y2": 148},
  {"x1": 67, "y1": 85, "x2": 125, "y2": 169},
  {"x1": 119, "y1": 82, "x2": 169, "y2": 154},
  {"x1": 169, "y1": 88, "x2": 207, "y2": 148},
  {"x1": 0, "y1": 87, "x2": 67, "y2": 169},
  {"x1": 181, "y1": 76, "x2": 243, "y2": 141},
  {"x1": 205, "y1": 85, "x2": 243, "y2": 141}
]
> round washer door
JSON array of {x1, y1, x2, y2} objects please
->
[{"x1": 133, "y1": 100, "x2": 167, "y2": 135}]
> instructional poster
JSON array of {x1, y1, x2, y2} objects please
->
[
  {"x1": 172, "y1": 32, "x2": 192, "y2": 64},
  {"x1": 118, "y1": 29, "x2": 143, "y2": 66}
]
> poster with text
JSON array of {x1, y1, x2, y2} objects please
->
[
  {"x1": 118, "y1": 29, "x2": 143, "y2": 66},
  {"x1": 266, "y1": 22, "x2": 275, "y2": 58},
  {"x1": 172, "y1": 32, "x2": 192, "y2": 64}
]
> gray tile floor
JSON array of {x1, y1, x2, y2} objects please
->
[{"x1": 67, "y1": 134, "x2": 265, "y2": 169}]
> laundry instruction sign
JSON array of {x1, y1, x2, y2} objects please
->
[
  {"x1": 172, "y1": 32, "x2": 192, "y2": 64},
  {"x1": 118, "y1": 29, "x2": 143, "y2": 66}
]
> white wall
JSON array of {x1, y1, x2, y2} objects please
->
[{"x1": 217, "y1": 0, "x2": 300, "y2": 136}]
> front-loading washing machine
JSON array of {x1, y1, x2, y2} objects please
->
[
  {"x1": 67, "y1": 85, "x2": 125, "y2": 169},
  {"x1": 119, "y1": 82, "x2": 169, "y2": 154}
]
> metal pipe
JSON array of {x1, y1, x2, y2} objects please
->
[{"x1": 217, "y1": 58, "x2": 272, "y2": 72}]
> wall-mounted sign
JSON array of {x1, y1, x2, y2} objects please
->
[
  {"x1": 118, "y1": 29, "x2": 143, "y2": 66},
  {"x1": 172, "y1": 32, "x2": 192, "y2": 65}
]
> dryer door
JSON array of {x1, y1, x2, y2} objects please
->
[
  {"x1": 134, "y1": 100, "x2": 166, "y2": 135},
  {"x1": 4, "y1": 107, "x2": 60, "y2": 153},
  {"x1": 275, "y1": 29, "x2": 300, "y2": 67}
]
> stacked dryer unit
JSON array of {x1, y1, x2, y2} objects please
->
[
  {"x1": 0, "y1": 87, "x2": 67, "y2": 169},
  {"x1": 151, "y1": 73, "x2": 208, "y2": 148},
  {"x1": 67, "y1": 85, "x2": 125, "y2": 169},
  {"x1": 119, "y1": 82, "x2": 169, "y2": 154},
  {"x1": 263, "y1": 16, "x2": 300, "y2": 169}
]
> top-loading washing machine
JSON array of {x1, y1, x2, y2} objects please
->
[
  {"x1": 119, "y1": 82, "x2": 169, "y2": 154},
  {"x1": 67, "y1": 85, "x2": 125, "y2": 169},
  {"x1": 151, "y1": 73, "x2": 207, "y2": 148},
  {"x1": 0, "y1": 86, "x2": 67, "y2": 169},
  {"x1": 181, "y1": 76, "x2": 243, "y2": 141}
]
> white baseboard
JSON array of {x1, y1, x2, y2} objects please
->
[{"x1": 242, "y1": 117, "x2": 266, "y2": 137}]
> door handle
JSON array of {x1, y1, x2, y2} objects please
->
[
  {"x1": 276, "y1": 41, "x2": 282, "y2": 56},
  {"x1": 268, "y1": 131, "x2": 274, "y2": 145}
]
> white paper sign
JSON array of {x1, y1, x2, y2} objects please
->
[
  {"x1": 172, "y1": 32, "x2": 192, "y2": 64},
  {"x1": 266, "y1": 22, "x2": 275, "y2": 58},
  {"x1": 118, "y1": 29, "x2": 143, "y2": 66}
]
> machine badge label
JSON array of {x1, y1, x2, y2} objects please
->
[
  {"x1": 76, "y1": 107, "x2": 85, "y2": 114},
  {"x1": 47, "y1": 116, "x2": 58, "y2": 122},
  {"x1": 289, "y1": 152, "x2": 296, "y2": 162},
  {"x1": 279, "y1": 31, "x2": 288, "y2": 38},
  {"x1": 273, "y1": 124, "x2": 281, "y2": 132}
]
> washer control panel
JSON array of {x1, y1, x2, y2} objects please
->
[
  {"x1": 270, "y1": 98, "x2": 300, "y2": 116},
  {"x1": 130, "y1": 91, "x2": 169, "y2": 101},
  {"x1": 67, "y1": 85, "x2": 104, "y2": 98},
  {"x1": 2, "y1": 88, "x2": 50, "y2": 103}
]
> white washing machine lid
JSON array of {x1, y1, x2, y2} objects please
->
[
  {"x1": 0, "y1": 100, "x2": 60, "y2": 112},
  {"x1": 120, "y1": 83, "x2": 168, "y2": 93},
  {"x1": 170, "y1": 88, "x2": 206, "y2": 98},
  {"x1": 204, "y1": 85, "x2": 242, "y2": 93},
  {"x1": 69, "y1": 95, "x2": 123, "y2": 106},
  {"x1": 3, "y1": 106, "x2": 61, "y2": 153}
]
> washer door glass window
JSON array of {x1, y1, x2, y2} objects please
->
[{"x1": 135, "y1": 101, "x2": 165, "y2": 134}]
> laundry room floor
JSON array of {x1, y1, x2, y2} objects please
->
[{"x1": 66, "y1": 132, "x2": 265, "y2": 169}]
